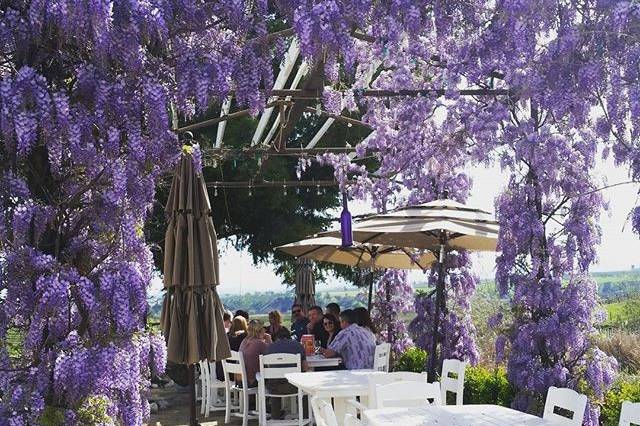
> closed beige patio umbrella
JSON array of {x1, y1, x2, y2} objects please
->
[
  {"x1": 160, "y1": 152, "x2": 230, "y2": 425},
  {"x1": 323, "y1": 198, "x2": 499, "y2": 381},
  {"x1": 294, "y1": 257, "x2": 316, "y2": 315}
]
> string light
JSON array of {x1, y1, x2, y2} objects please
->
[{"x1": 283, "y1": 184, "x2": 287, "y2": 196}]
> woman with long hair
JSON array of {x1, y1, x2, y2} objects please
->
[
  {"x1": 265, "y1": 310, "x2": 289, "y2": 341},
  {"x1": 322, "y1": 313, "x2": 341, "y2": 346},
  {"x1": 239, "y1": 319, "x2": 272, "y2": 386}
]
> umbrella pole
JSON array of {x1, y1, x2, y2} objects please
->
[
  {"x1": 367, "y1": 271, "x2": 374, "y2": 312},
  {"x1": 189, "y1": 363, "x2": 200, "y2": 426},
  {"x1": 427, "y1": 243, "x2": 446, "y2": 382}
]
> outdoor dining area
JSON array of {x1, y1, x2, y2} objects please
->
[{"x1": 159, "y1": 153, "x2": 639, "y2": 426}]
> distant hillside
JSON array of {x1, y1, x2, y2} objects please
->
[{"x1": 148, "y1": 269, "x2": 640, "y2": 317}]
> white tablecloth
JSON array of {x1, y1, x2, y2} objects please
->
[
  {"x1": 306, "y1": 354, "x2": 342, "y2": 370},
  {"x1": 285, "y1": 370, "x2": 384, "y2": 425},
  {"x1": 364, "y1": 404, "x2": 557, "y2": 426}
]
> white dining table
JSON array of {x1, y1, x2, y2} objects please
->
[
  {"x1": 364, "y1": 404, "x2": 559, "y2": 426},
  {"x1": 306, "y1": 354, "x2": 342, "y2": 370},
  {"x1": 285, "y1": 370, "x2": 385, "y2": 425}
]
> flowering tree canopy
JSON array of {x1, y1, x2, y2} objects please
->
[{"x1": 1, "y1": 0, "x2": 639, "y2": 424}]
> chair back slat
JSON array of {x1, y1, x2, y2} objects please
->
[
  {"x1": 366, "y1": 372, "x2": 429, "y2": 408},
  {"x1": 440, "y1": 358, "x2": 467, "y2": 405},
  {"x1": 619, "y1": 401, "x2": 640, "y2": 426},
  {"x1": 259, "y1": 353, "x2": 301, "y2": 379},
  {"x1": 373, "y1": 343, "x2": 391, "y2": 372},
  {"x1": 311, "y1": 397, "x2": 339, "y2": 426},
  {"x1": 375, "y1": 381, "x2": 442, "y2": 408},
  {"x1": 222, "y1": 350, "x2": 249, "y2": 389},
  {"x1": 543, "y1": 386, "x2": 588, "y2": 426}
]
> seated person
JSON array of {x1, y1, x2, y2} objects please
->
[
  {"x1": 323, "y1": 313, "x2": 341, "y2": 346},
  {"x1": 306, "y1": 305, "x2": 329, "y2": 348},
  {"x1": 223, "y1": 310, "x2": 232, "y2": 333},
  {"x1": 265, "y1": 310, "x2": 289, "y2": 341},
  {"x1": 265, "y1": 328, "x2": 308, "y2": 419},
  {"x1": 353, "y1": 306, "x2": 378, "y2": 335},
  {"x1": 218, "y1": 316, "x2": 248, "y2": 381},
  {"x1": 290, "y1": 304, "x2": 309, "y2": 341},
  {"x1": 234, "y1": 309, "x2": 249, "y2": 321},
  {"x1": 227, "y1": 316, "x2": 248, "y2": 351},
  {"x1": 320, "y1": 309, "x2": 376, "y2": 370},
  {"x1": 325, "y1": 302, "x2": 340, "y2": 319},
  {"x1": 238, "y1": 319, "x2": 272, "y2": 387}
]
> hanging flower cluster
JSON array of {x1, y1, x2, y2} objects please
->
[{"x1": 371, "y1": 270, "x2": 414, "y2": 358}]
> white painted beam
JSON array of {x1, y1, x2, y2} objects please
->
[
  {"x1": 251, "y1": 40, "x2": 300, "y2": 146},
  {"x1": 262, "y1": 61, "x2": 309, "y2": 146},
  {"x1": 215, "y1": 98, "x2": 231, "y2": 148}
]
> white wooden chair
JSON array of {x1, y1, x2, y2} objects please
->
[
  {"x1": 257, "y1": 353, "x2": 311, "y2": 426},
  {"x1": 373, "y1": 343, "x2": 391, "y2": 372},
  {"x1": 311, "y1": 397, "x2": 361, "y2": 426},
  {"x1": 199, "y1": 360, "x2": 226, "y2": 417},
  {"x1": 346, "y1": 372, "x2": 429, "y2": 416},
  {"x1": 375, "y1": 381, "x2": 442, "y2": 408},
  {"x1": 542, "y1": 386, "x2": 588, "y2": 426},
  {"x1": 440, "y1": 358, "x2": 467, "y2": 405},
  {"x1": 619, "y1": 401, "x2": 640, "y2": 426},
  {"x1": 222, "y1": 350, "x2": 259, "y2": 426}
]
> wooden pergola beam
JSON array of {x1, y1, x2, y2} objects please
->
[
  {"x1": 206, "y1": 179, "x2": 348, "y2": 188},
  {"x1": 270, "y1": 88, "x2": 512, "y2": 98},
  {"x1": 203, "y1": 146, "x2": 358, "y2": 157},
  {"x1": 175, "y1": 100, "x2": 293, "y2": 133},
  {"x1": 302, "y1": 107, "x2": 372, "y2": 129}
]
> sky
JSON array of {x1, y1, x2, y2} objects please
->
[{"x1": 203, "y1": 154, "x2": 640, "y2": 295}]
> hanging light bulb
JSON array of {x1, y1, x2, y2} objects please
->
[
  {"x1": 296, "y1": 187, "x2": 300, "y2": 194},
  {"x1": 283, "y1": 185, "x2": 287, "y2": 196},
  {"x1": 317, "y1": 185, "x2": 321, "y2": 195},
  {"x1": 316, "y1": 102, "x2": 321, "y2": 116},
  {"x1": 214, "y1": 185, "x2": 218, "y2": 197},
  {"x1": 248, "y1": 185, "x2": 253, "y2": 197}
]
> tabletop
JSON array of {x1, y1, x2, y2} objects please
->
[
  {"x1": 364, "y1": 404, "x2": 558, "y2": 426},
  {"x1": 285, "y1": 370, "x2": 383, "y2": 398},
  {"x1": 306, "y1": 354, "x2": 342, "y2": 369}
]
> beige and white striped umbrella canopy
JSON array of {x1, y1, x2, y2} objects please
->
[
  {"x1": 324, "y1": 199, "x2": 499, "y2": 252},
  {"x1": 277, "y1": 236, "x2": 436, "y2": 270}
]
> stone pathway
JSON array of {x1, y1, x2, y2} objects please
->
[{"x1": 145, "y1": 383, "x2": 252, "y2": 426}]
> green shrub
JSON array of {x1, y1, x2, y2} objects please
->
[
  {"x1": 601, "y1": 376, "x2": 640, "y2": 426},
  {"x1": 464, "y1": 366, "x2": 515, "y2": 407},
  {"x1": 394, "y1": 347, "x2": 427, "y2": 373}
]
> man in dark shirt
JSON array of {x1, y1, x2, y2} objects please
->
[
  {"x1": 290, "y1": 304, "x2": 309, "y2": 341},
  {"x1": 265, "y1": 328, "x2": 308, "y2": 419},
  {"x1": 306, "y1": 305, "x2": 329, "y2": 348}
]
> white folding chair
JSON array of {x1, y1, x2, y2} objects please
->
[
  {"x1": 619, "y1": 401, "x2": 640, "y2": 426},
  {"x1": 258, "y1": 353, "x2": 312, "y2": 426},
  {"x1": 311, "y1": 397, "x2": 361, "y2": 426},
  {"x1": 543, "y1": 386, "x2": 588, "y2": 426},
  {"x1": 222, "y1": 350, "x2": 259, "y2": 426},
  {"x1": 375, "y1": 380, "x2": 442, "y2": 408},
  {"x1": 440, "y1": 358, "x2": 467, "y2": 405},
  {"x1": 373, "y1": 343, "x2": 391, "y2": 372},
  {"x1": 199, "y1": 360, "x2": 227, "y2": 417},
  {"x1": 346, "y1": 372, "x2": 429, "y2": 417}
]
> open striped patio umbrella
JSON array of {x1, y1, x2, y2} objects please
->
[
  {"x1": 324, "y1": 199, "x2": 499, "y2": 381},
  {"x1": 277, "y1": 235, "x2": 436, "y2": 310}
]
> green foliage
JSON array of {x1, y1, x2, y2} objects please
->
[
  {"x1": 394, "y1": 347, "x2": 427, "y2": 373},
  {"x1": 39, "y1": 406, "x2": 64, "y2": 426},
  {"x1": 76, "y1": 395, "x2": 114, "y2": 426},
  {"x1": 601, "y1": 376, "x2": 640, "y2": 426},
  {"x1": 463, "y1": 366, "x2": 515, "y2": 407},
  {"x1": 603, "y1": 297, "x2": 640, "y2": 330}
]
